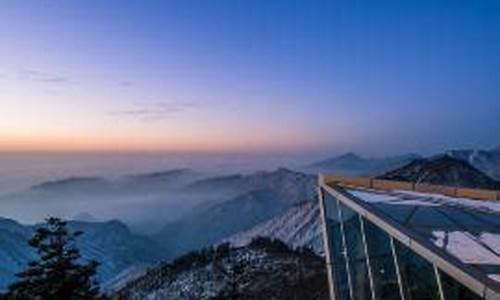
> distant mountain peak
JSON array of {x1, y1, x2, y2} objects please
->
[
  {"x1": 72, "y1": 212, "x2": 99, "y2": 223},
  {"x1": 126, "y1": 168, "x2": 193, "y2": 179},
  {"x1": 274, "y1": 166, "x2": 295, "y2": 173},
  {"x1": 310, "y1": 152, "x2": 365, "y2": 167},
  {"x1": 329, "y1": 152, "x2": 365, "y2": 162},
  {"x1": 308, "y1": 152, "x2": 420, "y2": 177},
  {"x1": 338, "y1": 152, "x2": 363, "y2": 160}
]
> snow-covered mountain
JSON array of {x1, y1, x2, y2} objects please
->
[
  {"x1": 114, "y1": 239, "x2": 329, "y2": 300},
  {"x1": 308, "y1": 152, "x2": 420, "y2": 176},
  {"x1": 225, "y1": 201, "x2": 323, "y2": 255},
  {"x1": 0, "y1": 217, "x2": 166, "y2": 292},
  {"x1": 153, "y1": 168, "x2": 316, "y2": 259},
  {"x1": 378, "y1": 155, "x2": 500, "y2": 189}
]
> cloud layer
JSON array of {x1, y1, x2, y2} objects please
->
[
  {"x1": 19, "y1": 68, "x2": 70, "y2": 84},
  {"x1": 109, "y1": 102, "x2": 198, "y2": 121}
]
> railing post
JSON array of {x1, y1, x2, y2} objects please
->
[{"x1": 390, "y1": 237, "x2": 406, "y2": 300}]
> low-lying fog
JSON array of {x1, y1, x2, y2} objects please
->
[{"x1": 0, "y1": 152, "x2": 312, "y2": 234}]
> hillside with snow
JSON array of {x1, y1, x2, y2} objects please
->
[{"x1": 446, "y1": 148, "x2": 500, "y2": 180}]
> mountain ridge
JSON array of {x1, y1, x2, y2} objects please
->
[
  {"x1": 308, "y1": 152, "x2": 421, "y2": 176},
  {"x1": 378, "y1": 155, "x2": 500, "y2": 189},
  {"x1": 30, "y1": 176, "x2": 110, "y2": 194}
]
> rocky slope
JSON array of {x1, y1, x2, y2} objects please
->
[{"x1": 113, "y1": 238, "x2": 329, "y2": 300}]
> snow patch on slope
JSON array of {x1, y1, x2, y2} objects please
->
[
  {"x1": 224, "y1": 201, "x2": 323, "y2": 254},
  {"x1": 103, "y1": 264, "x2": 149, "y2": 292}
]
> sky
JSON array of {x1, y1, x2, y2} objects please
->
[{"x1": 0, "y1": 0, "x2": 499, "y2": 156}]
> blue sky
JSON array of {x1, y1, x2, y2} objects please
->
[{"x1": 0, "y1": 0, "x2": 499, "y2": 155}]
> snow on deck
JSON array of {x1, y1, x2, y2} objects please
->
[
  {"x1": 349, "y1": 189, "x2": 500, "y2": 212},
  {"x1": 345, "y1": 188, "x2": 500, "y2": 285}
]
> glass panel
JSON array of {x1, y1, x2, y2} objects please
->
[
  {"x1": 408, "y1": 207, "x2": 455, "y2": 227},
  {"x1": 439, "y1": 270, "x2": 481, "y2": 300},
  {"x1": 333, "y1": 257, "x2": 351, "y2": 300},
  {"x1": 363, "y1": 219, "x2": 401, "y2": 300},
  {"x1": 371, "y1": 203, "x2": 417, "y2": 223},
  {"x1": 395, "y1": 240, "x2": 441, "y2": 300},
  {"x1": 339, "y1": 201, "x2": 371, "y2": 300},
  {"x1": 323, "y1": 191, "x2": 350, "y2": 300}
]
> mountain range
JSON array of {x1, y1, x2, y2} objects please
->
[
  {"x1": 308, "y1": 147, "x2": 500, "y2": 181},
  {"x1": 0, "y1": 168, "x2": 206, "y2": 235},
  {"x1": 0, "y1": 167, "x2": 319, "y2": 294},
  {"x1": 1, "y1": 146, "x2": 500, "y2": 295}
]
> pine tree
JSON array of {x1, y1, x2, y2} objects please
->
[{"x1": 6, "y1": 217, "x2": 102, "y2": 300}]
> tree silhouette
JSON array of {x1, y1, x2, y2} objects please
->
[{"x1": 6, "y1": 217, "x2": 102, "y2": 300}]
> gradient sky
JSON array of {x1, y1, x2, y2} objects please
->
[{"x1": 1, "y1": 0, "x2": 499, "y2": 156}]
